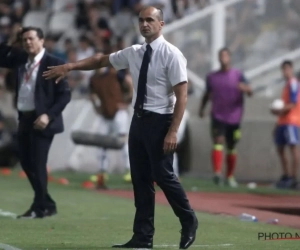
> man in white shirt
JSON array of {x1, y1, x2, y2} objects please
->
[{"x1": 43, "y1": 6, "x2": 198, "y2": 249}]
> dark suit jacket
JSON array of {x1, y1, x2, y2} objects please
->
[{"x1": 0, "y1": 43, "x2": 71, "y2": 136}]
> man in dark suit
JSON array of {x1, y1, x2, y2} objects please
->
[{"x1": 0, "y1": 27, "x2": 71, "y2": 219}]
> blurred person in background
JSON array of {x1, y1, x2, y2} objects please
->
[
  {"x1": 297, "y1": 70, "x2": 300, "y2": 82},
  {"x1": 10, "y1": 1, "x2": 26, "y2": 24},
  {"x1": 89, "y1": 63, "x2": 132, "y2": 188},
  {"x1": 44, "y1": 35, "x2": 67, "y2": 61},
  {"x1": 0, "y1": 16, "x2": 11, "y2": 43},
  {"x1": 88, "y1": 37, "x2": 132, "y2": 187},
  {"x1": 77, "y1": 35, "x2": 95, "y2": 59},
  {"x1": 76, "y1": 35, "x2": 95, "y2": 95},
  {"x1": 66, "y1": 48, "x2": 84, "y2": 92},
  {"x1": 271, "y1": 60, "x2": 299, "y2": 189},
  {"x1": 64, "y1": 38, "x2": 74, "y2": 52},
  {"x1": 199, "y1": 47, "x2": 252, "y2": 188},
  {"x1": 0, "y1": 26, "x2": 71, "y2": 218},
  {"x1": 93, "y1": 17, "x2": 113, "y2": 52}
]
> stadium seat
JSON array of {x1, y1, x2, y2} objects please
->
[
  {"x1": 51, "y1": 0, "x2": 76, "y2": 13},
  {"x1": 48, "y1": 12, "x2": 75, "y2": 34},
  {"x1": 22, "y1": 11, "x2": 49, "y2": 32}
]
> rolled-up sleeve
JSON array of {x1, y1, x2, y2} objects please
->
[
  {"x1": 167, "y1": 51, "x2": 188, "y2": 86},
  {"x1": 109, "y1": 47, "x2": 131, "y2": 70}
]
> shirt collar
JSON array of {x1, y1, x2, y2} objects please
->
[
  {"x1": 142, "y1": 35, "x2": 165, "y2": 51},
  {"x1": 27, "y1": 48, "x2": 45, "y2": 65}
]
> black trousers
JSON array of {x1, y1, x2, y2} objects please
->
[
  {"x1": 17, "y1": 112, "x2": 56, "y2": 211},
  {"x1": 129, "y1": 110, "x2": 196, "y2": 241}
]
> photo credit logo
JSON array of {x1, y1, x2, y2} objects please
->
[{"x1": 258, "y1": 232, "x2": 300, "y2": 241}]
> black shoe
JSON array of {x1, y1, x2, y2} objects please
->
[
  {"x1": 285, "y1": 178, "x2": 298, "y2": 189},
  {"x1": 17, "y1": 208, "x2": 44, "y2": 219},
  {"x1": 112, "y1": 238, "x2": 153, "y2": 248},
  {"x1": 275, "y1": 175, "x2": 290, "y2": 189},
  {"x1": 180, "y1": 218, "x2": 198, "y2": 249},
  {"x1": 44, "y1": 208, "x2": 57, "y2": 217}
]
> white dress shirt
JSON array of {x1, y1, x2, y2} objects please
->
[
  {"x1": 109, "y1": 35, "x2": 188, "y2": 114},
  {"x1": 17, "y1": 48, "x2": 45, "y2": 111}
]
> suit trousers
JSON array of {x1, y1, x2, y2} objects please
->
[
  {"x1": 129, "y1": 110, "x2": 196, "y2": 241},
  {"x1": 17, "y1": 112, "x2": 56, "y2": 211}
]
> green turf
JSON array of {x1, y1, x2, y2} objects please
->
[
  {"x1": 50, "y1": 169, "x2": 300, "y2": 195},
  {"x1": 0, "y1": 169, "x2": 299, "y2": 250}
]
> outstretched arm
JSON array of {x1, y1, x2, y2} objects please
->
[
  {"x1": 238, "y1": 72, "x2": 253, "y2": 97},
  {"x1": 68, "y1": 54, "x2": 112, "y2": 71},
  {"x1": 43, "y1": 46, "x2": 131, "y2": 84},
  {"x1": 43, "y1": 54, "x2": 112, "y2": 83}
]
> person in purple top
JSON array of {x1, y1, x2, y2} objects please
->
[{"x1": 199, "y1": 48, "x2": 252, "y2": 187}]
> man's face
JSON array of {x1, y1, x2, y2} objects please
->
[
  {"x1": 138, "y1": 8, "x2": 164, "y2": 39},
  {"x1": 282, "y1": 65, "x2": 293, "y2": 79},
  {"x1": 79, "y1": 40, "x2": 88, "y2": 50},
  {"x1": 219, "y1": 50, "x2": 231, "y2": 66},
  {"x1": 22, "y1": 30, "x2": 44, "y2": 55}
]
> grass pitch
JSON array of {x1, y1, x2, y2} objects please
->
[{"x1": 0, "y1": 169, "x2": 299, "y2": 250}]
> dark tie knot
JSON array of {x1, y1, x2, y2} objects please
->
[{"x1": 146, "y1": 44, "x2": 152, "y2": 52}]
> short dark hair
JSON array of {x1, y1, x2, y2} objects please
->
[
  {"x1": 79, "y1": 35, "x2": 89, "y2": 43},
  {"x1": 21, "y1": 26, "x2": 44, "y2": 39},
  {"x1": 65, "y1": 38, "x2": 72, "y2": 42},
  {"x1": 218, "y1": 47, "x2": 231, "y2": 57},
  {"x1": 281, "y1": 60, "x2": 293, "y2": 69},
  {"x1": 140, "y1": 6, "x2": 164, "y2": 21}
]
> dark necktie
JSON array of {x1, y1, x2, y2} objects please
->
[{"x1": 134, "y1": 44, "x2": 153, "y2": 111}]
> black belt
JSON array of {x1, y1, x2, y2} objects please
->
[
  {"x1": 19, "y1": 110, "x2": 36, "y2": 117},
  {"x1": 134, "y1": 109, "x2": 156, "y2": 118},
  {"x1": 134, "y1": 109, "x2": 172, "y2": 118}
]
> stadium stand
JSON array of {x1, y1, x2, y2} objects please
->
[{"x1": 1, "y1": 0, "x2": 300, "y2": 183}]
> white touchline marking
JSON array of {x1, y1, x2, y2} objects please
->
[
  {"x1": 0, "y1": 209, "x2": 17, "y2": 219},
  {"x1": 0, "y1": 243, "x2": 23, "y2": 250}
]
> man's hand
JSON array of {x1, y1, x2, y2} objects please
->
[
  {"x1": 238, "y1": 83, "x2": 253, "y2": 96},
  {"x1": 163, "y1": 131, "x2": 177, "y2": 154},
  {"x1": 271, "y1": 109, "x2": 281, "y2": 116},
  {"x1": 34, "y1": 114, "x2": 50, "y2": 130},
  {"x1": 43, "y1": 64, "x2": 71, "y2": 83},
  {"x1": 8, "y1": 26, "x2": 22, "y2": 47},
  {"x1": 271, "y1": 108, "x2": 287, "y2": 116}
]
